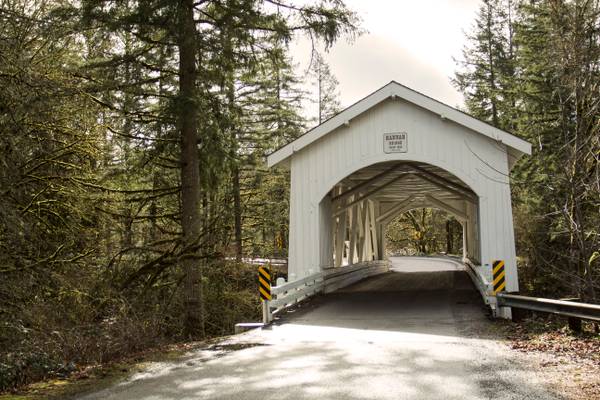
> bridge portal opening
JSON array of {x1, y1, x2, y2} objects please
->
[
  {"x1": 325, "y1": 161, "x2": 481, "y2": 269},
  {"x1": 385, "y1": 208, "x2": 463, "y2": 258}
]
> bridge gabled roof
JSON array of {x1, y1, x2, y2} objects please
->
[{"x1": 267, "y1": 81, "x2": 531, "y2": 168}]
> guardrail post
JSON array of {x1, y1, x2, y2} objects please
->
[
  {"x1": 262, "y1": 301, "x2": 272, "y2": 324},
  {"x1": 568, "y1": 317, "x2": 582, "y2": 332}
]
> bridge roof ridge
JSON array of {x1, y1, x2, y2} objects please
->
[{"x1": 267, "y1": 81, "x2": 532, "y2": 168}]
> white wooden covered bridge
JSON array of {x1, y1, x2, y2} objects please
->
[{"x1": 267, "y1": 81, "x2": 531, "y2": 317}]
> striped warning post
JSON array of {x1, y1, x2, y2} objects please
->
[
  {"x1": 492, "y1": 260, "x2": 506, "y2": 294},
  {"x1": 258, "y1": 266, "x2": 272, "y2": 301}
]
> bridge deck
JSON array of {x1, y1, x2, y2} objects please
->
[{"x1": 282, "y1": 258, "x2": 485, "y2": 337}]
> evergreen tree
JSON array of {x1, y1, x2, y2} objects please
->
[
  {"x1": 454, "y1": 0, "x2": 516, "y2": 130},
  {"x1": 310, "y1": 49, "x2": 342, "y2": 124},
  {"x1": 511, "y1": 0, "x2": 600, "y2": 301},
  {"x1": 455, "y1": 0, "x2": 600, "y2": 301}
]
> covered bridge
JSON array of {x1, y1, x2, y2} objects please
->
[{"x1": 267, "y1": 81, "x2": 531, "y2": 315}]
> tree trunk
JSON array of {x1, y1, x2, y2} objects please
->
[
  {"x1": 222, "y1": 26, "x2": 242, "y2": 262},
  {"x1": 233, "y1": 166, "x2": 243, "y2": 261},
  {"x1": 178, "y1": 0, "x2": 203, "y2": 338},
  {"x1": 486, "y1": 2, "x2": 499, "y2": 126}
]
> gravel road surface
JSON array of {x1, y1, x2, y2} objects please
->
[{"x1": 80, "y1": 257, "x2": 562, "y2": 400}]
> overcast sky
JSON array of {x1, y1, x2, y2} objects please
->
[{"x1": 291, "y1": 0, "x2": 481, "y2": 119}]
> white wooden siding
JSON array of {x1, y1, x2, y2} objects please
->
[{"x1": 288, "y1": 98, "x2": 519, "y2": 292}]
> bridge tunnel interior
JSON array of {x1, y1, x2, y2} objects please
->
[{"x1": 320, "y1": 161, "x2": 481, "y2": 269}]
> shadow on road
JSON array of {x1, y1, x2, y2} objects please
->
[
  {"x1": 79, "y1": 262, "x2": 561, "y2": 400},
  {"x1": 274, "y1": 269, "x2": 490, "y2": 339}
]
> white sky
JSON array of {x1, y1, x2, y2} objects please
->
[{"x1": 290, "y1": 0, "x2": 481, "y2": 120}]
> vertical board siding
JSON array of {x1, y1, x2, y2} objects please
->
[{"x1": 287, "y1": 99, "x2": 519, "y2": 290}]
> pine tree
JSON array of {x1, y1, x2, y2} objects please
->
[
  {"x1": 310, "y1": 49, "x2": 342, "y2": 124},
  {"x1": 453, "y1": 0, "x2": 516, "y2": 130},
  {"x1": 455, "y1": 0, "x2": 600, "y2": 300},
  {"x1": 512, "y1": 0, "x2": 600, "y2": 301}
]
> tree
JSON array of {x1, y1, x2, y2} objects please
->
[
  {"x1": 454, "y1": 0, "x2": 600, "y2": 301},
  {"x1": 0, "y1": 0, "x2": 101, "y2": 302},
  {"x1": 453, "y1": 0, "x2": 516, "y2": 130},
  {"x1": 232, "y1": 47, "x2": 306, "y2": 260},
  {"x1": 177, "y1": 0, "x2": 204, "y2": 335},
  {"x1": 80, "y1": 0, "x2": 359, "y2": 336},
  {"x1": 385, "y1": 209, "x2": 463, "y2": 256},
  {"x1": 512, "y1": 0, "x2": 600, "y2": 301},
  {"x1": 310, "y1": 49, "x2": 342, "y2": 124}
]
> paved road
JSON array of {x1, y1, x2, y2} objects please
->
[{"x1": 81, "y1": 257, "x2": 560, "y2": 400}]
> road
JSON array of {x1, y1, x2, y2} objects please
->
[{"x1": 81, "y1": 257, "x2": 561, "y2": 400}]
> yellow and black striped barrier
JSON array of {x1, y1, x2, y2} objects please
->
[
  {"x1": 258, "y1": 266, "x2": 272, "y2": 301},
  {"x1": 492, "y1": 260, "x2": 506, "y2": 294}
]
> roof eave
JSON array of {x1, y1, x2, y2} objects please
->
[
  {"x1": 267, "y1": 82, "x2": 395, "y2": 168},
  {"x1": 267, "y1": 81, "x2": 532, "y2": 167}
]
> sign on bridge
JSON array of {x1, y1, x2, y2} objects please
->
[{"x1": 383, "y1": 132, "x2": 408, "y2": 153}]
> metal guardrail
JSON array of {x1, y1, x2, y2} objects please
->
[
  {"x1": 258, "y1": 259, "x2": 600, "y2": 328},
  {"x1": 497, "y1": 293, "x2": 600, "y2": 322},
  {"x1": 441, "y1": 258, "x2": 600, "y2": 323}
]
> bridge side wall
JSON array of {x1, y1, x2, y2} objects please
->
[{"x1": 288, "y1": 98, "x2": 518, "y2": 292}]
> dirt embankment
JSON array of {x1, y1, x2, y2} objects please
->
[{"x1": 500, "y1": 318, "x2": 600, "y2": 400}]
